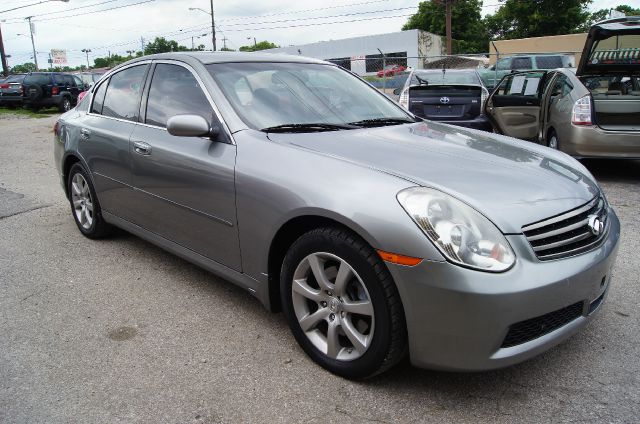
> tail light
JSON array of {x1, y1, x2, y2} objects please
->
[
  {"x1": 399, "y1": 88, "x2": 409, "y2": 109},
  {"x1": 571, "y1": 95, "x2": 592, "y2": 125},
  {"x1": 0, "y1": 83, "x2": 9, "y2": 89},
  {"x1": 481, "y1": 88, "x2": 489, "y2": 111},
  {"x1": 52, "y1": 86, "x2": 60, "y2": 95}
]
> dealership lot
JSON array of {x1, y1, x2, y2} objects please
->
[{"x1": 1, "y1": 113, "x2": 639, "y2": 422}]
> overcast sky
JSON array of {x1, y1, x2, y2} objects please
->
[{"x1": 1, "y1": 0, "x2": 639, "y2": 68}]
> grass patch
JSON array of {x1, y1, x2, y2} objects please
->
[{"x1": 0, "y1": 106, "x2": 59, "y2": 118}]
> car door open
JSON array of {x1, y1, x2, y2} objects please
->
[{"x1": 485, "y1": 71, "x2": 547, "y2": 140}]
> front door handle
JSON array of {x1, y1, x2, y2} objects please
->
[{"x1": 133, "y1": 141, "x2": 152, "y2": 155}]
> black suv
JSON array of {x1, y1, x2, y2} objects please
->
[{"x1": 22, "y1": 72, "x2": 85, "y2": 112}]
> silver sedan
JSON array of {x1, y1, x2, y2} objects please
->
[{"x1": 54, "y1": 52, "x2": 619, "y2": 378}]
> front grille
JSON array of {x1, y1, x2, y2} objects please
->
[
  {"x1": 522, "y1": 196, "x2": 608, "y2": 261},
  {"x1": 501, "y1": 301, "x2": 584, "y2": 348}
]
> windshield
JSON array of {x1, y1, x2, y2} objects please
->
[
  {"x1": 411, "y1": 70, "x2": 480, "y2": 85},
  {"x1": 207, "y1": 62, "x2": 411, "y2": 130}
]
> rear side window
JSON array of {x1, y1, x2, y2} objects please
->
[
  {"x1": 91, "y1": 80, "x2": 108, "y2": 114},
  {"x1": 23, "y1": 74, "x2": 51, "y2": 85},
  {"x1": 511, "y1": 57, "x2": 532, "y2": 70},
  {"x1": 535, "y1": 56, "x2": 563, "y2": 69},
  {"x1": 145, "y1": 63, "x2": 213, "y2": 128},
  {"x1": 102, "y1": 65, "x2": 148, "y2": 122}
]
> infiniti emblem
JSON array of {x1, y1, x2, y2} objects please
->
[
  {"x1": 587, "y1": 214, "x2": 604, "y2": 236},
  {"x1": 440, "y1": 97, "x2": 450, "y2": 104}
]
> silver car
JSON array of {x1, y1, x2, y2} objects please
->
[
  {"x1": 54, "y1": 52, "x2": 620, "y2": 378},
  {"x1": 486, "y1": 17, "x2": 640, "y2": 158}
]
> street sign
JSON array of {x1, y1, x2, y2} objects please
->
[{"x1": 51, "y1": 49, "x2": 67, "y2": 65}]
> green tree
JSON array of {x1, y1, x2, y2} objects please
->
[
  {"x1": 10, "y1": 62, "x2": 37, "y2": 73},
  {"x1": 144, "y1": 37, "x2": 189, "y2": 55},
  {"x1": 402, "y1": 0, "x2": 488, "y2": 53},
  {"x1": 220, "y1": 47, "x2": 235, "y2": 51},
  {"x1": 238, "y1": 40, "x2": 278, "y2": 52},
  {"x1": 485, "y1": 0, "x2": 592, "y2": 40},
  {"x1": 614, "y1": 5, "x2": 640, "y2": 15}
]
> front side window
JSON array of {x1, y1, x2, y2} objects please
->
[
  {"x1": 102, "y1": 65, "x2": 148, "y2": 122},
  {"x1": 496, "y1": 58, "x2": 511, "y2": 71},
  {"x1": 145, "y1": 64, "x2": 213, "y2": 128},
  {"x1": 496, "y1": 72, "x2": 546, "y2": 97},
  {"x1": 207, "y1": 62, "x2": 411, "y2": 130}
]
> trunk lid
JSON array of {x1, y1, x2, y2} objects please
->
[
  {"x1": 576, "y1": 16, "x2": 640, "y2": 76},
  {"x1": 408, "y1": 84, "x2": 483, "y2": 121}
]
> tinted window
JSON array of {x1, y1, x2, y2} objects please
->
[
  {"x1": 145, "y1": 64, "x2": 213, "y2": 128},
  {"x1": 511, "y1": 57, "x2": 532, "y2": 70},
  {"x1": 91, "y1": 79, "x2": 108, "y2": 114},
  {"x1": 73, "y1": 76, "x2": 84, "y2": 87},
  {"x1": 23, "y1": 74, "x2": 51, "y2": 85},
  {"x1": 102, "y1": 65, "x2": 147, "y2": 121},
  {"x1": 536, "y1": 56, "x2": 563, "y2": 69}
]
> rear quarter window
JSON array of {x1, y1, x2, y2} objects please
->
[
  {"x1": 23, "y1": 74, "x2": 51, "y2": 85},
  {"x1": 535, "y1": 56, "x2": 563, "y2": 69}
]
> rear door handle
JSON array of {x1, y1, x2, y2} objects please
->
[
  {"x1": 80, "y1": 128, "x2": 91, "y2": 140},
  {"x1": 133, "y1": 141, "x2": 152, "y2": 155}
]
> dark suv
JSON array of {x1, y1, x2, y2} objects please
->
[{"x1": 22, "y1": 72, "x2": 84, "y2": 112}]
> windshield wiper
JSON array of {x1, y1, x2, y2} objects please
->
[
  {"x1": 261, "y1": 123, "x2": 356, "y2": 133},
  {"x1": 348, "y1": 117, "x2": 417, "y2": 128}
]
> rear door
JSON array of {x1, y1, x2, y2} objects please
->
[
  {"x1": 128, "y1": 61, "x2": 241, "y2": 270},
  {"x1": 485, "y1": 71, "x2": 547, "y2": 140},
  {"x1": 79, "y1": 63, "x2": 150, "y2": 221}
]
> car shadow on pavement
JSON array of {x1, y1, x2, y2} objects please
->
[{"x1": 581, "y1": 159, "x2": 640, "y2": 184}]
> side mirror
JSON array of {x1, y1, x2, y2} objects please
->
[
  {"x1": 393, "y1": 87, "x2": 402, "y2": 95},
  {"x1": 167, "y1": 114, "x2": 212, "y2": 138}
]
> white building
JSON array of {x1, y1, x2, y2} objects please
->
[{"x1": 264, "y1": 29, "x2": 445, "y2": 75}]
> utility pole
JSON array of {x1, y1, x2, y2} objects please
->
[
  {"x1": 25, "y1": 16, "x2": 39, "y2": 71},
  {"x1": 81, "y1": 48, "x2": 91, "y2": 70},
  {"x1": 0, "y1": 23, "x2": 9, "y2": 77},
  {"x1": 221, "y1": 36, "x2": 228, "y2": 50},
  {"x1": 140, "y1": 37, "x2": 145, "y2": 53},
  {"x1": 445, "y1": 0, "x2": 454, "y2": 55},
  {"x1": 210, "y1": 0, "x2": 216, "y2": 51}
]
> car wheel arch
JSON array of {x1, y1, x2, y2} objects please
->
[
  {"x1": 62, "y1": 153, "x2": 93, "y2": 199},
  {"x1": 266, "y1": 214, "x2": 385, "y2": 312}
]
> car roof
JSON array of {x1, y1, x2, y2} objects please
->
[{"x1": 124, "y1": 51, "x2": 328, "y2": 66}]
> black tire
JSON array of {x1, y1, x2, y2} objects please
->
[
  {"x1": 280, "y1": 227, "x2": 407, "y2": 379},
  {"x1": 547, "y1": 129, "x2": 560, "y2": 150},
  {"x1": 67, "y1": 163, "x2": 112, "y2": 238},
  {"x1": 59, "y1": 96, "x2": 72, "y2": 112},
  {"x1": 25, "y1": 84, "x2": 43, "y2": 101}
]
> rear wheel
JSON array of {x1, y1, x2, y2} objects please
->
[
  {"x1": 280, "y1": 227, "x2": 407, "y2": 379},
  {"x1": 59, "y1": 97, "x2": 72, "y2": 112},
  {"x1": 67, "y1": 163, "x2": 112, "y2": 238},
  {"x1": 547, "y1": 130, "x2": 559, "y2": 150}
]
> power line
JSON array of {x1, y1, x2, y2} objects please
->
[
  {"x1": 2, "y1": 0, "x2": 123, "y2": 21},
  {"x1": 220, "y1": 0, "x2": 391, "y2": 21},
  {"x1": 7, "y1": 0, "x2": 156, "y2": 23},
  {"x1": 218, "y1": 13, "x2": 414, "y2": 32}
]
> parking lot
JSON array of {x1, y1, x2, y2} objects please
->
[{"x1": 1, "y1": 112, "x2": 639, "y2": 423}]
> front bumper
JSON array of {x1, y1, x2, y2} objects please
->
[{"x1": 386, "y1": 209, "x2": 620, "y2": 371}]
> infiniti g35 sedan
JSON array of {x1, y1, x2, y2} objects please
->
[{"x1": 54, "y1": 52, "x2": 620, "y2": 379}]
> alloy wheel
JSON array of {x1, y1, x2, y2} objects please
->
[
  {"x1": 71, "y1": 173, "x2": 93, "y2": 230},
  {"x1": 291, "y1": 252, "x2": 374, "y2": 361}
]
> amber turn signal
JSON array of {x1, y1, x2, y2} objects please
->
[{"x1": 377, "y1": 250, "x2": 422, "y2": 266}]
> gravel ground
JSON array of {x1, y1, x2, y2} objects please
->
[{"x1": 1, "y1": 114, "x2": 639, "y2": 423}]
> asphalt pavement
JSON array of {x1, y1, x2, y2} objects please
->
[{"x1": 1, "y1": 113, "x2": 639, "y2": 423}]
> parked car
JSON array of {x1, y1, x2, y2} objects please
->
[
  {"x1": 22, "y1": 72, "x2": 83, "y2": 112},
  {"x1": 395, "y1": 68, "x2": 493, "y2": 131},
  {"x1": 74, "y1": 71, "x2": 105, "y2": 89},
  {"x1": 54, "y1": 52, "x2": 619, "y2": 378},
  {"x1": 0, "y1": 74, "x2": 26, "y2": 108},
  {"x1": 377, "y1": 64, "x2": 406, "y2": 77},
  {"x1": 485, "y1": 17, "x2": 640, "y2": 159},
  {"x1": 478, "y1": 54, "x2": 574, "y2": 89}
]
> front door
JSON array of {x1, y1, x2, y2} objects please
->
[
  {"x1": 128, "y1": 62, "x2": 241, "y2": 270},
  {"x1": 485, "y1": 71, "x2": 547, "y2": 140}
]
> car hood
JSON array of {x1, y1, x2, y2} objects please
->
[
  {"x1": 576, "y1": 16, "x2": 640, "y2": 76},
  {"x1": 268, "y1": 122, "x2": 600, "y2": 233}
]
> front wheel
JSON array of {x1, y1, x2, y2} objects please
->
[
  {"x1": 280, "y1": 227, "x2": 407, "y2": 379},
  {"x1": 547, "y1": 131, "x2": 560, "y2": 150}
]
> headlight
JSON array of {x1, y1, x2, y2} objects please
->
[{"x1": 397, "y1": 187, "x2": 515, "y2": 272}]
